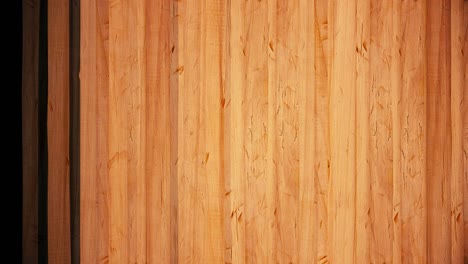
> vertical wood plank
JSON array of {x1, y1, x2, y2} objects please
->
[
  {"x1": 450, "y1": 0, "x2": 466, "y2": 262},
  {"x1": 297, "y1": 0, "x2": 318, "y2": 262},
  {"x1": 22, "y1": 0, "x2": 40, "y2": 262},
  {"x1": 48, "y1": 0, "x2": 71, "y2": 262},
  {"x1": 145, "y1": 0, "x2": 172, "y2": 262},
  {"x1": 108, "y1": 0, "x2": 147, "y2": 262},
  {"x1": 312, "y1": 1, "x2": 330, "y2": 262},
  {"x1": 170, "y1": 0, "x2": 180, "y2": 262},
  {"x1": 355, "y1": 0, "x2": 370, "y2": 262},
  {"x1": 80, "y1": 0, "x2": 110, "y2": 262},
  {"x1": 266, "y1": 0, "x2": 278, "y2": 262},
  {"x1": 391, "y1": 1, "x2": 402, "y2": 262},
  {"x1": 368, "y1": 1, "x2": 394, "y2": 263},
  {"x1": 175, "y1": 0, "x2": 226, "y2": 262},
  {"x1": 394, "y1": 0, "x2": 428, "y2": 262},
  {"x1": 328, "y1": 0, "x2": 357, "y2": 263},
  {"x1": 226, "y1": 0, "x2": 270, "y2": 262},
  {"x1": 274, "y1": 1, "x2": 302, "y2": 262},
  {"x1": 463, "y1": 1, "x2": 468, "y2": 262},
  {"x1": 426, "y1": 0, "x2": 452, "y2": 262},
  {"x1": 225, "y1": 0, "x2": 247, "y2": 261}
]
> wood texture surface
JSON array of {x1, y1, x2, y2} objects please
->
[
  {"x1": 77, "y1": 0, "x2": 467, "y2": 262},
  {"x1": 48, "y1": 0, "x2": 71, "y2": 262},
  {"x1": 22, "y1": 0, "x2": 40, "y2": 262}
]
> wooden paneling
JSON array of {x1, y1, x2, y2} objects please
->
[
  {"x1": 48, "y1": 0, "x2": 71, "y2": 262},
  {"x1": 76, "y1": 0, "x2": 468, "y2": 262},
  {"x1": 463, "y1": 1, "x2": 468, "y2": 263},
  {"x1": 80, "y1": 0, "x2": 110, "y2": 262},
  {"x1": 451, "y1": 1, "x2": 466, "y2": 263}
]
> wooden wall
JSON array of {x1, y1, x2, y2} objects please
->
[{"x1": 23, "y1": 0, "x2": 467, "y2": 263}]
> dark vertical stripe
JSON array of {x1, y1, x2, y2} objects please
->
[
  {"x1": 38, "y1": 0, "x2": 48, "y2": 262},
  {"x1": 69, "y1": 0, "x2": 80, "y2": 262}
]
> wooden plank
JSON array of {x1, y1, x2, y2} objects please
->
[
  {"x1": 355, "y1": 0, "x2": 370, "y2": 262},
  {"x1": 266, "y1": 1, "x2": 278, "y2": 262},
  {"x1": 391, "y1": 1, "x2": 402, "y2": 262},
  {"x1": 80, "y1": 0, "x2": 110, "y2": 263},
  {"x1": 145, "y1": 0, "x2": 172, "y2": 262},
  {"x1": 368, "y1": 1, "x2": 394, "y2": 263},
  {"x1": 296, "y1": 0, "x2": 320, "y2": 262},
  {"x1": 174, "y1": 0, "x2": 226, "y2": 262},
  {"x1": 463, "y1": 1, "x2": 468, "y2": 262},
  {"x1": 327, "y1": 1, "x2": 357, "y2": 263},
  {"x1": 272, "y1": 1, "x2": 303, "y2": 262},
  {"x1": 108, "y1": 0, "x2": 147, "y2": 262},
  {"x1": 393, "y1": 0, "x2": 427, "y2": 262},
  {"x1": 225, "y1": 0, "x2": 270, "y2": 262},
  {"x1": 450, "y1": 0, "x2": 466, "y2": 262},
  {"x1": 426, "y1": 0, "x2": 452, "y2": 262},
  {"x1": 22, "y1": 0, "x2": 40, "y2": 262},
  {"x1": 311, "y1": 1, "x2": 330, "y2": 262},
  {"x1": 47, "y1": 0, "x2": 71, "y2": 262}
]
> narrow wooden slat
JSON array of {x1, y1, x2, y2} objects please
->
[
  {"x1": 225, "y1": 0, "x2": 247, "y2": 261},
  {"x1": 273, "y1": 1, "x2": 302, "y2": 262},
  {"x1": 297, "y1": 0, "x2": 319, "y2": 262},
  {"x1": 80, "y1": 0, "x2": 110, "y2": 262},
  {"x1": 391, "y1": 1, "x2": 402, "y2": 262},
  {"x1": 394, "y1": 0, "x2": 427, "y2": 262},
  {"x1": 368, "y1": 1, "x2": 394, "y2": 262},
  {"x1": 225, "y1": 0, "x2": 270, "y2": 262},
  {"x1": 355, "y1": 0, "x2": 370, "y2": 262},
  {"x1": 108, "y1": 0, "x2": 147, "y2": 262},
  {"x1": 450, "y1": 0, "x2": 466, "y2": 262},
  {"x1": 47, "y1": 0, "x2": 71, "y2": 262},
  {"x1": 312, "y1": 1, "x2": 330, "y2": 262},
  {"x1": 266, "y1": 1, "x2": 278, "y2": 261},
  {"x1": 328, "y1": 1, "x2": 357, "y2": 263},
  {"x1": 22, "y1": 0, "x2": 40, "y2": 262},
  {"x1": 175, "y1": 0, "x2": 226, "y2": 262},
  {"x1": 145, "y1": 0, "x2": 172, "y2": 262},
  {"x1": 463, "y1": 1, "x2": 468, "y2": 262},
  {"x1": 427, "y1": 0, "x2": 452, "y2": 262}
]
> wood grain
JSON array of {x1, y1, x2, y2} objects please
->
[
  {"x1": 427, "y1": 0, "x2": 451, "y2": 262},
  {"x1": 451, "y1": 1, "x2": 466, "y2": 263},
  {"x1": 463, "y1": 1, "x2": 468, "y2": 263},
  {"x1": 22, "y1": 0, "x2": 40, "y2": 262},
  {"x1": 74, "y1": 0, "x2": 468, "y2": 262},
  {"x1": 48, "y1": 0, "x2": 71, "y2": 262},
  {"x1": 80, "y1": 0, "x2": 109, "y2": 263}
]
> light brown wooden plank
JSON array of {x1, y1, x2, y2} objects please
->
[
  {"x1": 272, "y1": 1, "x2": 303, "y2": 262},
  {"x1": 450, "y1": 0, "x2": 466, "y2": 262},
  {"x1": 327, "y1": 1, "x2": 357, "y2": 263},
  {"x1": 297, "y1": 0, "x2": 321, "y2": 262},
  {"x1": 174, "y1": 0, "x2": 226, "y2": 262},
  {"x1": 22, "y1": 0, "x2": 40, "y2": 262},
  {"x1": 311, "y1": 1, "x2": 330, "y2": 262},
  {"x1": 368, "y1": 1, "x2": 394, "y2": 263},
  {"x1": 355, "y1": 0, "x2": 370, "y2": 262},
  {"x1": 80, "y1": 0, "x2": 110, "y2": 262},
  {"x1": 426, "y1": 0, "x2": 452, "y2": 262},
  {"x1": 48, "y1": 0, "x2": 71, "y2": 262},
  {"x1": 225, "y1": 0, "x2": 270, "y2": 261},
  {"x1": 108, "y1": 0, "x2": 147, "y2": 262},
  {"x1": 393, "y1": 0, "x2": 427, "y2": 262},
  {"x1": 463, "y1": 1, "x2": 468, "y2": 262},
  {"x1": 145, "y1": 0, "x2": 172, "y2": 262}
]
